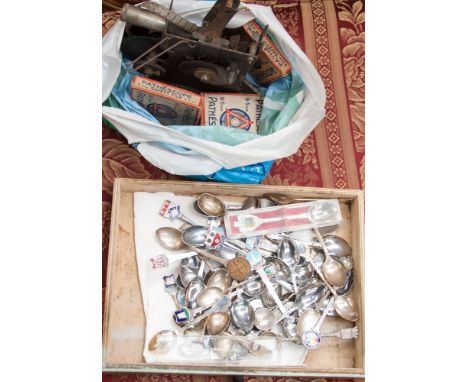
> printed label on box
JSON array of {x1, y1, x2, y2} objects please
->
[
  {"x1": 131, "y1": 76, "x2": 202, "y2": 126},
  {"x1": 242, "y1": 20, "x2": 292, "y2": 85},
  {"x1": 202, "y1": 93, "x2": 263, "y2": 133}
]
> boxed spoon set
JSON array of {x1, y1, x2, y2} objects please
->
[{"x1": 103, "y1": 179, "x2": 364, "y2": 378}]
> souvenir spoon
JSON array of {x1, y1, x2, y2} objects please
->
[
  {"x1": 185, "y1": 278, "x2": 205, "y2": 309},
  {"x1": 179, "y1": 266, "x2": 199, "y2": 288},
  {"x1": 231, "y1": 296, "x2": 255, "y2": 333},
  {"x1": 301, "y1": 297, "x2": 335, "y2": 349},
  {"x1": 163, "y1": 274, "x2": 180, "y2": 309},
  {"x1": 318, "y1": 294, "x2": 338, "y2": 317},
  {"x1": 196, "y1": 193, "x2": 243, "y2": 218},
  {"x1": 309, "y1": 235, "x2": 352, "y2": 258},
  {"x1": 216, "y1": 245, "x2": 237, "y2": 260},
  {"x1": 234, "y1": 210, "x2": 311, "y2": 234},
  {"x1": 294, "y1": 280, "x2": 328, "y2": 314},
  {"x1": 304, "y1": 242, "x2": 359, "y2": 322},
  {"x1": 339, "y1": 255, "x2": 354, "y2": 271},
  {"x1": 309, "y1": 201, "x2": 341, "y2": 224},
  {"x1": 335, "y1": 270, "x2": 354, "y2": 296},
  {"x1": 276, "y1": 238, "x2": 300, "y2": 268},
  {"x1": 242, "y1": 276, "x2": 266, "y2": 297},
  {"x1": 205, "y1": 268, "x2": 232, "y2": 292},
  {"x1": 159, "y1": 199, "x2": 198, "y2": 225},
  {"x1": 150, "y1": 251, "x2": 198, "y2": 270},
  {"x1": 184, "y1": 295, "x2": 232, "y2": 328},
  {"x1": 293, "y1": 257, "x2": 314, "y2": 285},
  {"x1": 262, "y1": 193, "x2": 317, "y2": 205},
  {"x1": 206, "y1": 311, "x2": 231, "y2": 335},
  {"x1": 297, "y1": 308, "x2": 321, "y2": 338},
  {"x1": 196, "y1": 286, "x2": 224, "y2": 309},
  {"x1": 254, "y1": 307, "x2": 276, "y2": 332},
  {"x1": 282, "y1": 316, "x2": 302, "y2": 345},
  {"x1": 313, "y1": 228, "x2": 347, "y2": 288},
  {"x1": 197, "y1": 193, "x2": 228, "y2": 217},
  {"x1": 148, "y1": 330, "x2": 177, "y2": 353},
  {"x1": 156, "y1": 227, "x2": 187, "y2": 251},
  {"x1": 181, "y1": 254, "x2": 202, "y2": 269},
  {"x1": 260, "y1": 280, "x2": 282, "y2": 308},
  {"x1": 263, "y1": 256, "x2": 291, "y2": 282},
  {"x1": 220, "y1": 333, "x2": 273, "y2": 357},
  {"x1": 182, "y1": 225, "x2": 207, "y2": 248},
  {"x1": 156, "y1": 227, "x2": 229, "y2": 266},
  {"x1": 241, "y1": 196, "x2": 259, "y2": 210}
]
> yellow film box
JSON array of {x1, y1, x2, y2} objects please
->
[
  {"x1": 201, "y1": 93, "x2": 263, "y2": 134},
  {"x1": 130, "y1": 76, "x2": 203, "y2": 125},
  {"x1": 242, "y1": 20, "x2": 292, "y2": 85}
]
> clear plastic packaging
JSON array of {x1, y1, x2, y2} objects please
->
[
  {"x1": 224, "y1": 200, "x2": 342, "y2": 239},
  {"x1": 146, "y1": 333, "x2": 308, "y2": 367}
]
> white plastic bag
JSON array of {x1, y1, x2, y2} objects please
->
[{"x1": 102, "y1": 0, "x2": 325, "y2": 176}]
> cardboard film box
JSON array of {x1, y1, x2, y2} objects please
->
[
  {"x1": 130, "y1": 76, "x2": 203, "y2": 125},
  {"x1": 202, "y1": 93, "x2": 263, "y2": 133},
  {"x1": 243, "y1": 20, "x2": 292, "y2": 85}
]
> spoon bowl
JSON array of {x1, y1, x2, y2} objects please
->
[
  {"x1": 297, "y1": 308, "x2": 321, "y2": 338},
  {"x1": 180, "y1": 266, "x2": 199, "y2": 287},
  {"x1": 254, "y1": 307, "x2": 275, "y2": 331},
  {"x1": 206, "y1": 311, "x2": 231, "y2": 335},
  {"x1": 216, "y1": 245, "x2": 237, "y2": 261},
  {"x1": 295, "y1": 280, "x2": 328, "y2": 314},
  {"x1": 334, "y1": 294, "x2": 359, "y2": 322},
  {"x1": 196, "y1": 286, "x2": 224, "y2": 308},
  {"x1": 309, "y1": 201, "x2": 340, "y2": 224},
  {"x1": 242, "y1": 276, "x2": 265, "y2": 297},
  {"x1": 156, "y1": 227, "x2": 185, "y2": 250},
  {"x1": 276, "y1": 239, "x2": 300, "y2": 268},
  {"x1": 181, "y1": 255, "x2": 201, "y2": 269},
  {"x1": 206, "y1": 268, "x2": 232, "y2": 292},
  {"x1": 242, "y1": 196, "x2": 259, "y2": 210},
  {"x1": 185, "y1": 278, "x2": 205, "y2": 309},
  {"x1": 294, "y1": 257, "x2": 314, "y2": 285},
  {"x1": 260, "y1": 280, "x2": 281, "y2": 308},
  {"x1": 148, "y1": 330, "x2": 177, "y2": 353},
  {"x1": 182, "y1": 225, "x2": 207, "y2": 248},
  {"x1": 231, "y1": 298, "x2": 255, "y2": 333},
  {"x1": 336, "y1": 270, "x2": 354, "y2": 296},
  {"x1": 264, "y1": 257, "x2": 291, "y2": 282},
  {"x1": 339, "y1": 255, "x2": 354, "y2": 271},
  {"x1": 282, "y1": 316, "x2": 301, "y2": 344},
  {"x1": 322, "y1": 256, "x2": 347, "y2": 288},
  {"x1": 313, "y1": 235, "x2": 352, "y2": 258},
  {"x1": 319, "y1": 295, "x2": 338, "y2": 317},
  {"x1": 197, "y1": 193, "x2": 226, "y2": 217}
]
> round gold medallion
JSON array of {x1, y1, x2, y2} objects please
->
[{"x1": 227, "y1": 256, "x2": 251, "y2": 281}]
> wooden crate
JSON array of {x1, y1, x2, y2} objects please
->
[{"x1": 103, "y1": 179, "x2": 365, "y2": 378}]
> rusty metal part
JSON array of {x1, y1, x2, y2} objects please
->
[
  {"x1": 120, "y1": 0, "x2": 262, "y2": 91},
  {"x1": 179, "y1": 61, "x2": 229, "y2": 86},
  {"x1": 139, "y1": 1, "x2": 199, "y2": 33},
  {"x1": 200, "y1": 0, "x2": 240, "y2": 41},
  {"x1": 121, "y1": 3, "x2": 166, "y2": 32}
]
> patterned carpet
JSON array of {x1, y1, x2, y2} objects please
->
[{"x1": 102, "y1": 1, "x2": 364, "y2": 381}]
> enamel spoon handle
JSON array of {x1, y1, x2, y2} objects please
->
[
  {"x1": 313, "y1": 227, "x2": 332, "y2": 259},
  {"x1": 313, "y1": 297, "x2": 334, "y2": 332},
  {"x1": 305, "y1": 250, "x2": 338, "y2": 298},
  {"x1": 300, "y1": 298, "x2": 334, "y2": 349}
]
